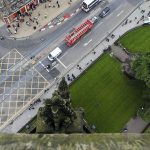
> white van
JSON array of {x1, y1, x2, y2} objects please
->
[{"x1": 48, "y1": 47, "x2": 62, "y2": 61}]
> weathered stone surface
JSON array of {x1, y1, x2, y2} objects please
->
[{"x1": 0, "y1": 134, "x2": 150, "y2": 150}]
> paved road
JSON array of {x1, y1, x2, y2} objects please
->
[
  {"x1": 0, "y1": 0, "x2": 144, "y2": 132},
  {"x1": 0, "y1": 0, "x2": 121, "y2": 56},
  {"x1": 35, "y1": 0, "x2": 142, "y2": 81}
]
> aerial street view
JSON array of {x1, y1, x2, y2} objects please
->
[{"x1": 0, "y1": 0, "x2": 150, "y2": 149}]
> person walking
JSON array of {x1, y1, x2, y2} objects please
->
[
  {"x1": 56, "y1": 1, "x2": 60, "y2": 8},
  {"x1": 17, "y1": 23, "x2": 20, "y2": 27},
  {"x1": 36, "y1": 20, "x2": 39, "y2": 25}
]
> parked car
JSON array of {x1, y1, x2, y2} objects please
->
[
  {"x1": 99, "y1": 7, "x2": 110, "y2": 18},
  {"x1": 90, "y1": 16, "x2": 98, "y2": 24}
]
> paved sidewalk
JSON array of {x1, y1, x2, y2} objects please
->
[
  {"x1": 111, "y1": 45, "x2": 130, "y2": 62},
  {"x1": 1, "y1": 0, "x2": 150, "y2": 133},
  {"x1": 7, "y1": 0, "x2": 81, "y2": 38},
  {"x1": 122, "y1": 117, "x2": 149, "y2": 133}
]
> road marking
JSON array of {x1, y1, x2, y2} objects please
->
[
  {"x1": 84, "y1": 39, "x2": 92, "y2": 46},
  {"x1": 72, "y1": 41, "x2": 80, "y2": 49},
  {"x1": 117, "y1": 10, "x2": 124, "y2": 17},
  {"x1": 41, "y1": 28, "x2": 46, "y2": 31},
  {"x1": 114, "y1": 5, "x2": 123, "y2": 12},
  {"x1": 59, "y1": 52, "x2": 68, "y2": 59},
  {"x1": 64, "y1": 18, "x2": 69, "y2": 21},
  {"x1": 57, "y1": 22, "x2": 61, "y2": 25},
  {"x1": 56, "y1": 58, "x2": 67, "y2": 69},
  {"x1": 83, "y1": 31, "x2": 92, "y2": 39},
  {"x1": 94, "y1": 22, "x2": 103, "y2": 29},
  {"x1": 39, "y1": 61, "x2": 49, "y2": 72},
  {"x1": 49, "y1": 25, "x2": 54, "y2": 28},
  {"x1": 51, "y1": 64, "x2": 59, "y2": 70}
]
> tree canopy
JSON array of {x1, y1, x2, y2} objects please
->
[
  {"x1": 39, "y1": 78, "x2": 76, "y2": 132},
  {"x1": 132, "y1": 53, "x2": 150, "y2": 88},
  {"x1": 58, "y1": 77, "x2": 70, "y2": 99}
]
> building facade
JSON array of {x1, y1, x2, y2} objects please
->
[{"x1": 0, "y1": 0, "x2": 40, "y2": 24}]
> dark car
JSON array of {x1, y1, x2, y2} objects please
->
[{"x1": 99, "y1": 7, "x2": 110, "y2": 18}]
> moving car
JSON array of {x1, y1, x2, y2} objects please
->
[
  {"x1": 99, "y1": 7, "x2": 110, "y2": 18},
  {"x1": 48, "y1": 47, "x2": 62, "y2": 61}
]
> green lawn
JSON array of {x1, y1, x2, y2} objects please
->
[
  {"x1": 119, "y1": 26, "x2": 150, "y2": 53},
  {"x1": 70, "y1": 54, "x2": 145, "y2": 133}
]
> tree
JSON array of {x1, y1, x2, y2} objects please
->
[
  {"x1": 137, "y1": 106, "x2": 150, "y2": 122},
  {"x1": 58, "y1": 77, "x2": 70, "y2": 99},
  {"x1": 132, "y1": 53, "x2": 150, "y2": 88}
]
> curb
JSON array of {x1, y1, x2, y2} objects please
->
[{"x1": 39, "y1": 7, "x2": 81, "y2": 32}]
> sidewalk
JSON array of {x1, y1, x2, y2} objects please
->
[
  {"x1": 122, "y1": 117, "x2": 149, "y2": 133},
  {"x1": 7, "y1": 0, "x2": 81, "y2": 38},
  {"x1": 1, "y1": 0, "x2": 150, "y2": 133}
]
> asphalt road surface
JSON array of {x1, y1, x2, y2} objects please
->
[
  {"x1": 0, "y1": 0, "x2": 143, "y2": 131},
  {"x1": 34, "y1": 0, "x2": 142, "y2": 81}
]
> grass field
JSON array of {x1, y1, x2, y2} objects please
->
[
  {"x1": 119, "y1": 26, "x2": 150, "y2": 53},
  {"x1": 70, "y1": 54, "x2": 145, "y2": 133}
]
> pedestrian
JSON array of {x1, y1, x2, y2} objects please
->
[
  {"x1": 12, "y1": 24, "x2": 15, "y2": 28},
  {"x1": 33, "y1": 26, "x2": 36, "y2": 30},
  {"x1": 38, "y1": 12, "x2": 40, "y2": 16},
  {"x1": 36, "y1": 20, "x2": 38, "y2": 25},
  {"x1": 29, "y1": 17, "x2": 32, "y2": 22},
  {"x1": 46, "y1": 65, "x2": 50, "y2": 69},
  {"x1": 72, "y1": 74, "x2": 76, "y2": 79},
  {"x1": 93, "y1": 51, "x2": 96, "y2": 55},
  {"x1": 56, "y1": 1, "x2": 60, "y2": 8},
  {"x1": 48, "y1": 3, "x2": 51, "y2": 8},
  {"x1": 45, "y1": 4, "x2": 47, "y2": 8},
  {"x1": 15, "y1": 27, "x2": 17, "y2": 32},
  {"x1": 17, "y1": 23, "x2": 20, "y2": 27}
]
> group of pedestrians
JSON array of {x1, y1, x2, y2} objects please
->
[{"x1": 29, "y1": 98, "x2": 41, "y2": 110}]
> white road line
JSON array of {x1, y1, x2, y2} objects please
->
[
  {"x1": 39, "y1": 61, "x2": 45, "y2": 67},
  {"x1": 70, "y1": 13, "x2": 74, "y2": 17},
  {"x1": 49, "y1": 25, "x2": 54, "y2": 28},
  {"x1": 57, "y1": 22, "x2": 61, "y2": 25},
  {"x1": 114, "y1": 5, "x2": 123, "y2": 12},
  {"x1": 51, "y1": 64, "x2": 59, "y2": 70},
  {"x1": 64, "y1": 18, "x2": 69, "y2": 21},
  {"x1": 72, "y1": 41, "x2": 80, "y2": 49},
  {"x1": 59, "y1": 52, "x2": 68, "y2": 59},
  {"x1": 56, "y1": 58, "x2": 67, "y2": 69},
  {"x1": 83, "y1": 31, "x2": 92, "y2": 39},
  {"x1": 46, "y1": 69, "x2": 49, "y2": 72},
  {"x1": 94, "y1": 22, "x2": 103, "y2": 29},
  {"x1": 39, "y1": 61, "x2": 49, "y2": 72},
  {"x1": 84, "y1": 39, "x2": 92, "y2": 46},
  {"x1": 117, "y1": 10, "x2": 124, "y2": 17}
]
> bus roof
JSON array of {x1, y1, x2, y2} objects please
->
[{"x1": 83, "y1": 0, "x2": 95, "y2": 5}]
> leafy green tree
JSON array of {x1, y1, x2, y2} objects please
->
[
  {"x1": 137, "y1": 106, "x2": 150, "y2": 122},
  {"x1": 132, "y1": 53, "x2": 150, "y2": 88},
  {"x1": 58, "y1": 77, "x2": 70, "y2": 99}
]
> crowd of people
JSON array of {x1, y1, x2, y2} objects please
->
[{"x1": 6, "y1": 0, "x2": 73, "y2": 36}]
